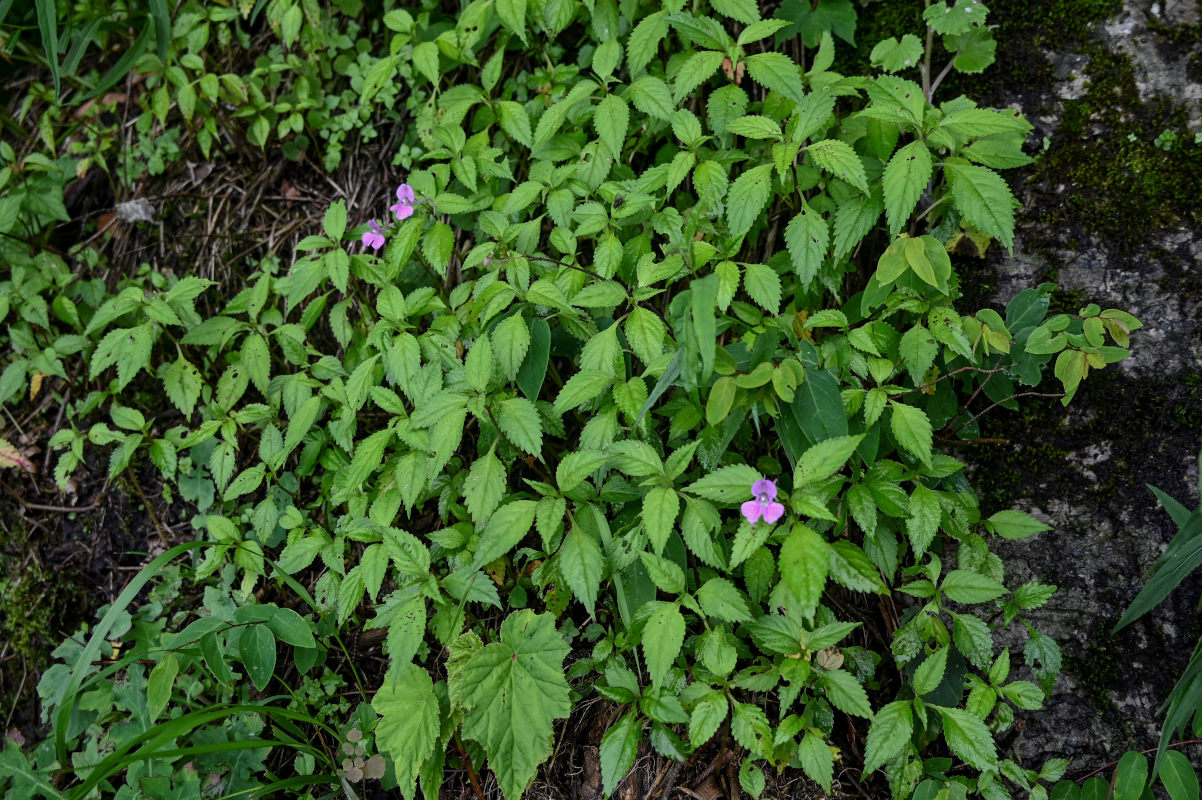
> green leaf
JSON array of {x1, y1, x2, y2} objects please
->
[
  {"x1": 594, "y1": 93, "x2": 629, "y2": 156},
  {"x1": 949, "y1": 27, "x2": 996, "y2": 73},
  {"x1": 223, "y1": 463, "x2": 266, "y2": 502},
  {"x1": 600, "y1": 711, "x2": 641, "y2": 797},
  {"x1": 323, "y1": 199, "x2": 347, "y2": 241},
  {"x1": 643, "y1": 604, "x2": 685, "y2": 686},
  {"x1": 496, "y1": 0, "x2": 528, "y2": 43},
  {"x1": 1159, "y1": 750, "x2": 1198, "y2": 800},
  {"x1": 883, "y1": 141, "x2": 933, "y2": 235},
  {"x1": 499, "y1": 100, "x2": 533, "y2": 147},
  {"x1": 942, "y1": 569, "x2": 1007, "y2": 604},
  {"x1": 863, "y1": 700, "x2": 913, "y2": 774},
  {"x1": 163, "y1": 355, "x2": 203, "y2": 417},
  {"x1": 906, "y1": 483, "x2": 941, "y2": 557},
  {"x1": 147, "y1": 652, "x2": 179, "y2": 721},
  {"x1": 820, "y1": 669, "x2": 872, "y2": 717},
  {"x1": 374, "y1": 663, "x2": 441, "y2": 797},
  {"x1": 832, "y1": 186, "x2": 884, "y2": 261},
  {"x1": 689, "y1": 690, "x2": 728, "y2": 747},
  {"x1": 936, "y1": 706, "x2": 997, "y2": 770},
  {"x1": 986, "y1": 509, "x2": 1052, "y2": 539},
  {"x1": 727, "y1": 164, "x2": 774, "y2": 239},
  {"x1": 780, "y1": 524, "x2": 830, "y2": 619},
  {"x1": 798, "y1": 730, "x2": 834, "y2": 791},
  {"x1": 90, "y1": 325, "x2": 154, "y2": 390},
  {"x1": 807, "y1": 138, "x2": 868, "y2": 193},
  {"x1": 465, "y1": 335, "x2": 493, "y2": 391},
  {"x1": 493, "y1": 314, "x2": 531, "y2": 382},
  {"x1": 643, "y1": 487, "x2": 680, "y2": 554},
  {"x1": 457, "y1": 611, "x2": 571, "y2": 800},
  {"x1": 727, "y1": 115, "x2": 784, "y2": 140},
  {"x1": 685, "y1": 463, "x2": 762, "y2": 503},
  {"x1": 518, "y1": 317, "x2": 551, "y2": 399},
  {"x1": 559, "y1": 527, "x2": 603, "y2": 614},
  {"x1": 629, "y1": 75, "x2": 675, "y2": 121},
  {"x1": 239, "y1": 624, "x2": 276, "y2": 692},
  {"x1": 554, "y1": 369, "x2": 613, "y2": 413},
  {"x1": 870, "y1": 34, "x2": 924, "y2": 72},
  {"x1": 498, "y1": 397, "x2": 543, "y2": 456},
  {"x1": 945, "y1": 162, "x2": 1015, "y2": 253},
  {"x1": 626, "y1": 11, "x2": 668, "y2": 76},
  {"x1": 641, "y1": 552, "x2": 685, "y2": 594},
  {"x1": 784, "y1": 205, "x2": 830, "y2": 288},
  {"x1": 899, "y1": 323, "x2": 939, "y2": 386},
  {"x1": 742, "y1": 263, "x2": 781, "y2": 313},
  {"x1": 924, "y1": 0, "x2": 988, "y2": 35},
  {"x1": 672, "y1": 50, "x2": 726, "y2": 103},
  {"x1": 696, "y1": 577, "x2": 752, "y2": 622},
  {"x1": 465, "y1": 448, "x2": 506, "y2": 526},
  {"x1": 890, "y1": 401, "x2": 933, "y2": 466},
  {"x1": 556, "y1": 449, "x2": 609, "y2": 493},
  {"x1": 912, "y1": 646, "x2": 949, "y2": 696},
  {"x1": 829, "y1": 540, "x2": 888, "y2": 594},
  {"x1": 712, "y1": 0, "x2": 759, "y2": 24},
  {"x1": 625, "y1": 306, "x2": 666, "y2": 365},
  {"x1": 473, "y1": 500, "x2": 538, "y2": 567},
  {"x1": 744, "y1": 52, "x2": 804, "y2": 103},
  {"x1": 794, "y1": 434, "x2": 865, "y2": 486}
]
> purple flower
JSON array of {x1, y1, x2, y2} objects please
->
[
  {"x1": 361, "y1": 219, "x2": 385, "y2": 250},
  {"x1": 742, "y1": 478, "x2": 785, "y2": 525},
  {"x1": 390, "y1": 183, "x2": 416, "y2": 220}
]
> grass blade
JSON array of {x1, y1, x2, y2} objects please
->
[{"x1": 34, "y1": 0, "x2": 60, "y2": 96}]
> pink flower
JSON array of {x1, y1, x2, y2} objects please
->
[
  {"x1": 361, "y1": 219, "x2": 385, "y2": 250},
  {"x1": 742, "y1": 478, "x2": 785, "y2": 525},
  {"x1": 390, "y1": 183, "x2": 416, "y2": 220}
]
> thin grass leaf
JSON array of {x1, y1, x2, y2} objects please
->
[
  {"x1": 148, "y1": 0, "x2": 170, "y2": 62},
  {"x1": 35, "y1": 0, "x2": 60, "y2": 96},
  {"x1": 1113, "y1": 514, "x2": 1202, "y2": 632},
  {"x1": 60, "y1": 17, "x2": 101, "y2": 79},
  {"x1": 79, "y1": 18, "x2": 154, "y2": 102}
]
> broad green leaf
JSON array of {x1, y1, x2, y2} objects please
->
[
  {"x1": 744, "y1": 52, "x2": 804, "y2": 103},
  {"x1": 90, "y1": 325, "x2": 154, "y2": 390},
  {"x1": 465, "y1": 448, "x2": 506, "y2": 526},
  {"x1": 820, "y1": 669, "x2": 872, "y2": 717},
  {"x1": 374, "y1": 664, "x2": 440, "y2": 797},
  {"x1": 924, "y1": 0, "x2": 988, "y2": 35},
  {"x1": 780, "y1": 524, "x2": 829, "y2": 619},
  {"x1": 870, "y1": 34, "x2": 924, "y2": 72},
  {"x1": 798, "y1": 730, "x2": 833, "y2": 791},
  {"x1": 949, "y1": 27, "x2": 996, "y2": 73},
  {"x1": 899, "y1": 323, "x2": 939, "y2": 386},
  {"x1": 906, "y1": 483, "x2": 941, "y2": 557},
  {"x1": 712, "y1": 0, "x2": 759, "y2": 24},
  {"x1": 794, "y1": 434, "x2": 864, "y2": 486},
  {"x1": 643, "y1": 604, "x2": 685, "y2": 686},
  {"x1": 239, "y1": 624, "x2": 276, "y2": 691},
  {"x1": 727, "y1": 115, "x2": 783, "y2": 140},
  {"x1": 986, "y1": 509, "x2": 1052, "y2": 539},
  {"x1": 863, "y1": 700, "x2": 913, "y2": 774},
  {"x1": 912, "y1": 646, "x2": 949, "y2": 696},
  {"x1": 496, "y1": 0, "x2": 528, "y2": 43},
  {"x1": 742, "y1": 263, "x2": 782, "y2": 313},
  {"x1": 594, "y1": 93, "x2": 629, "y2": 156},
  {"x1": 672, "y1": 50, "x2": 726, "y2": 103},
  {"x1": 685, "y1": 463, "x2": 762, "y2": 503},
  {"x1": 729, "y1": 519, "x2": 772, "y2": 570},
  {"x1": 689, "y1": 690, "x2": 728, "y2": 747},
  {"x1": 556, "y1": 449, "x2": 609, "y2": 492},
  {"x1": 936, "y1": 706, "x2": 997, "y2": 770},
  {"x1": 559, "y1": 527, "x2": 603, "y2": 614},
  {"x1": 163, "y1": 355, "x2": 203, "y2": 417},
  {"x1": 696, "y1": 577, "x2": 752, "y2": 622},
  {"x1": 883, "y1": 141, "x2": 933, "y2": 235},
  {"x1": 1114, "y1": 751, "x2": 1149, "y2": 800},
  {"x1": 807, "y1": 138, "x2": 868, "y2": 193},
  {"x1": 626, "y1": 10, "x2": 668, "y2": 76},
  {"x1": 1159, "y1": 750, "x2": 1198, "y2": 800},
  {"x1": 497, "y1": 397, "x2": 543, "y2": 456},
  {"x1": 641, "y1": 551, "x2": 685, "y2": 594},
  {"x1": 493, "y1": 314, "x2": 531, "y2": 381},
  {"x1": 147, "y1": 652, "x2": 179, "y2": 721},
  {"x1": 465, "y1": 335, "x2": 493, "y2": 392},
  {"x1": 323, "y1": 199, "x2": 347, "y2": 241},
  {"x1": 499, "y1": 100, "x2": 533, "y2": 147},
  {"x1": 829, "y1": 540, "x2": 888, "y2": 594},
  {"x1": 945, "y1": 162, "x2": 1015, "y2": 252},
  {"x1": 890, "y1": 401, "x2": 933, "y2": 465},
  {"x1": 625, "y1": 306, "x2": 666, "y2": 365},
  {"x1": 941, "y1": 569, "x2": 1007, "y2": 604},
  {"x1": 554, "y1": 370, "x2": 613, "y2": 413},
  {"x1": 517, "y1": 317, "x2": 551, "y2": 399},
  {"x1": 726, "y1": 164, "x2": 774, "y2": 239},
  {"x1": 643, "y1": 487, "x2": 680, "y2": 554},
  {"x1": 473, "y1": 500, "x2": 538, "y2": 567},
  {"x1": 600, "y1": 711, "x2": 641, "y2": 797},
  {"x1": 629, "y1": 75, "x2": 675, "y2": 121},
  {"x1": 784, "y1": 204, "x2": 829, "y2": 288},
  {"x1": 832, "y1": 186, "x2": 883, "y2": 261},
  {"x1": 457, "y1": 612, "x2": 571, "y2": 800}
]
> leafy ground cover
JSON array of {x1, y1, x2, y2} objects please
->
[{"x1": 0, "y1": 1, "x2": 1188, "y2": 799}]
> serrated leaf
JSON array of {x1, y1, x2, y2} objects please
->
[
  {"x1": 924, "y1": 0, "x2": 989, "y2": 35},
  {"x1": 553, "y1": 370, "x2": 613, "y2": 413},
  {"x1": 497, "y1": 397, "x2": 543, "y2": 456},
  {"x1": 629, "y1": 75, "x2": 675, "y2": 121},
  {"x1": 625, "y1": 306, "x2": 666, "y2": 365},
  {"x1": 627, "y1": 11, "x2": 668, "y2": 76},
  {"x1": 890, "y1": 401, "x2": 933, "y2": 465},
  {"x1": 726, "y1": 164, "x2": 774, "y2": 238},
  {"x1": 697, "y1": 577, "x2": 752, "y2": 622},
  {"x1": 798, "y1": 730, "x2": 834, "y2": 791},
  {"x1": 744, "y1": 52, "x2": 804, "y2": 103},
  {"x1": 794, "y1": 434, "x2": 865, "y2": 486},
  {"x1": 883, "y1": 141, "x2": 932, "y2": 235},
  {"x1": 912, "y1": 646, "x2": 949, "y2": 696},
  {"x1": 689, "y1": 690, "x2": 728, "y2": 746},
  {"x1": 807, "y1": 138, "x2": 868, "y2": 193},
  {"x1": 672, "y1": 50, "x2": 725, "y2": 104},
  {"x1": 499, "y1": 100, "x2": 533, "y2": 147},
  {"x1": 780, "y1": 524, "x2": 829, "y2": 619},
  {"x1": 493, "y1": 314, "x2": 531, "y2": 381},
  {"x1": 820, "y1": 669, "x2": 872, "y2": 717},
  {"x1": 863, "y1": 700, "x2": 913, "y2": 774},
  {"x1": 163, "y1": 355, "x2": 203, "y2": 417},
  {"x1": 473, "y1": 500, "x2": 537, "y2": 567},
  {"x1": 644, "y1": 604, "x2": 685, "y2": 686},
  {"x1": 945, "y1": 162, "x2": 1015, "y2": 253},
  {"x1": 727, "y1": 114, "x2": 783, "y2": 140},
  {"x1": 643, "y1": 487, "x2": 680, "y2": 554},
  {"x1": 496, "y1": 0, "x2": 528, "y2": 43},
  {"x1": 458, "y1": 611, "x2": 571, "y2": 800},
  {"x1": 465, "y1": 448, "x2": 506, "y2": 526},
  {"x1": 936, "y1": 706, "x2": 997, "y2": 770},
  {"x1": 594, "y1": 93, "x2": 629, "y2": 156},
  {"x1": 832, "y1": 186, "x2": 883, "y2": 261},
  {"x1": 685, "y1": 463, "x2": 762, "y2": 502},
  {"x1": 374, "y1": 663, "x2": 440, "y2": 797},
  {"x1": 870, "y1": 34, "x2": 924, "y2": 72},
  {"x1": 600, "y1": 711, "x2": 641, "y2": 797},
  {"x1": 784, "y1": 205, "x2": 829, "y2": 288},
  {"x1": 323, "y1": 199, "x2": 347, "y2": 241},
  {"x1": 986, "y1": 509, "x2": 1052, "y2": 539},
  {"x1": 742, "y1": 263, "x2": 781, "y2": 313},
  {"x1": 712, "y1": 0, "x2": 759, "y2": 24},
  {"x1": 559, "y1": 527, "x2": 603, "y2": 614},
  {"x1": 942, "y1": 569, "x2": 1006, "y2": 604},
  {"x1": 899, "y1": 323, "x2": 939, "y2": 386},
  {"x1": 907, "y1": 483, "x2": 941, "y2": 557}
]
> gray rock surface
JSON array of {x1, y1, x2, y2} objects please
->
[{"x1": 970, "y1": 0, "x2": 1202, "y2": 772}]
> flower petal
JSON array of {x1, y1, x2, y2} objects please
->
[
  {"x1": 761, "y1": 501, "x2": 785, "y2": 524},
  {"x1": 391, "y1": 203, "x2": 414, "y2": 221},
  {"x1": 741, "y1": 500, "x2": 763, "y2": 524},
  {"x1": 751, "y1": 478, "x2": 777, "y2": 499},
  {"x1": 396, "y1": 183, "x2": 415, "y2": 204}
]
